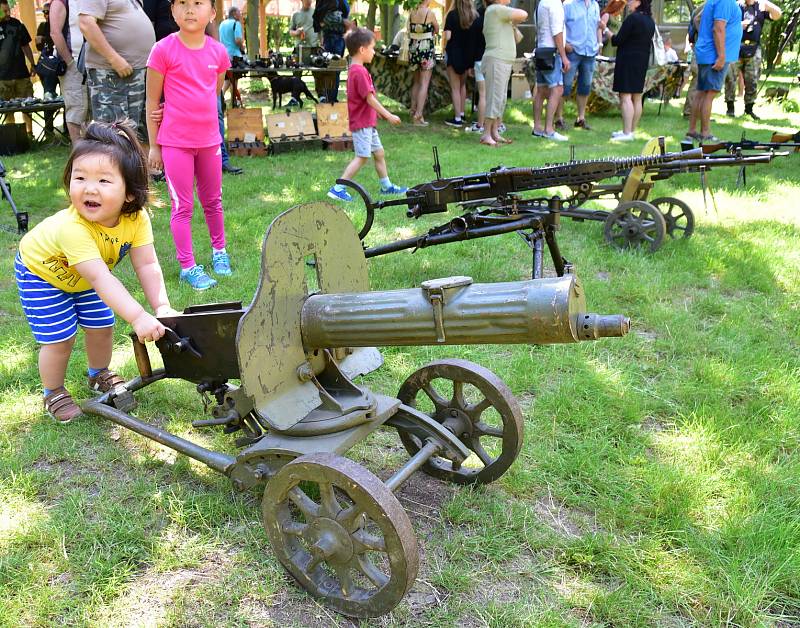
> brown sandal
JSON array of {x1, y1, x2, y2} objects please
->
[
  {"x1": 44, "y1": 387, "x2": 82, "y2": 423},
  {"x1": 87, "y1": 368, "x2": 125, "y2": 393}
]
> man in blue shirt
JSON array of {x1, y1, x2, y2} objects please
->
[
  {"x1": 555, "y1": 0, "x2": 605, "y2": 130},
  {"x1": 219, "y1": 7, "x2": 245, "y2": 108},
  {"x1": 685, "y1": 0, "x2": 742, "y2": 141}
]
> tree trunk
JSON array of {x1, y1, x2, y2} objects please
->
[
  {"x1": 391, "y1": 3, "x2": 402, "y2": 41},
  {"x1": 246, "y1": 0, "x2": 260, "y2": 55},
  {"x1": 367, "y1": 2, "x2": 377, "y2": 32}
]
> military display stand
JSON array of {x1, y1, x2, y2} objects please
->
[
  {"x1": 316, "y1": 102, "x2": 352, "y2": 152},
  {"x1": 266, "y1": 110, "x2": 323, "y2": 154},
  {"x1": 226, "y1": 107, "x2": 268, "y2": 157},
  {"x1": 80, "y1": 203, "x2": 630, "y2": 618}
]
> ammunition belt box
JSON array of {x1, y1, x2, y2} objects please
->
[
  {"x1": 266, "y1": 110, "x2": 323, "y2": 154},
  {"x1": 315, "y1": 102, "x2": 353, "y2": 152},
  {"x1": 226, "y1": 107, "x2": 267, "y2": 157}
]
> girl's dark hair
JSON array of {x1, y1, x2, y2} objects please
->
[
  {"x1": 636, "y1": 0, "x2": 653, "y2": 16},
  {"x1": 62, "y1": 120, "x2": 150, "y2": 217}
]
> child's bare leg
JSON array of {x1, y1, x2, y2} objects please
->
[
  {"x1": 341, "y1": 156, "x2": 369, "y2": 181},
  {"x1": 39, "y1": 337, "x2": 76, "y2": 391},
  {"x1": 372, "y1": 149, "x2": 388, "y2": 179},
  {"x1": 83, "y1": 326, "x2": 114, "y2": 372}
]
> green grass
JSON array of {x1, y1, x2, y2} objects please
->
[{"x1": 1, "y1": 73, "x2": 799, "y2": 627}]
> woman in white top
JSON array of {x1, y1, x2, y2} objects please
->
[{"x1": 480, "y1": 0, "x2": 527, "y2": 146}]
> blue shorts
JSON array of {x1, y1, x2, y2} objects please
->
[
  {"x1": 15, "y1": 254, "x2": 115, "y2": 344},
  {"x1": 562, "y1": 52, "x2": 596, "y2": 97},
  {"x1": 535, "y1": 54, "x2": 563, "y2": 88},
  {"x1": 352, "y1": 126, "x2": 383, "y2": 158},
  {"x1": 697, "y1": 63, "x2": 729, "y2": 92}
]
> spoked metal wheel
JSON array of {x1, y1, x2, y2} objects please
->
[
  {"x1": 649, "y1": 196, "x2": 694, "y2": 239},
  {"x1": 603, "y1": 200, "x2": 667, "y2": 253},
  {"x1": 395, "y1": 359, "x2": 524, "y2": 485},
  {"x1": 262, "y1": 453, "x2": 418, "y2": 618}
]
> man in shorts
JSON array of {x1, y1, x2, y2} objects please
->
[
  {"x1": 79, "y1": 0, "x2": 155, "y2": 130},
  {"x1": 532, "y1": 0, "x2": 570, "y2": 142},
  {"x1": 685, "y1": 0, "x2": 742, "y2": 142},
  {"x1": 0, "y1": 0, "x2": 36, "y2": 136},
  {"x1": 50, "y1": 0, "x2": 89, "y2": 144}
]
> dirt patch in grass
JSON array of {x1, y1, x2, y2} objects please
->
[{"x1": 533, "y1": 491, "x2": 602, "y2": 539}]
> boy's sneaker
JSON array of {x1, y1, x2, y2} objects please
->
[
  {"x1": 380, "y1": 184, "x2": 408, "y2": 195},
  {"x1": 212, "y1": 251, "x2": 232, "y2": 276},
  {"x1": 180, "y1": 265, "x2": 217, "y2": 290},
  {"x1": 544, "y1": 131, "x2": 569, "y2": 142},
  {"x1": 327, "y1": 185, "x2": 353, "y2": 202},
  {"x1": 44, "y1": 387, "x2": 82, "y2": 423},
  {"x1": 444, "y1": 118, "x2": 463, "y2": 127},
  {"x1": 87, "y1": 368, "x2": 126, "y2": 393},
  {"x1": 464, "y1": 122, "x2": 484, "y2": 133}
]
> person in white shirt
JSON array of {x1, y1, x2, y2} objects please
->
[
  {"x1": 532, "y1": 0, "x2": 571, "y2": 141},
  {"x1": 664, "y1": 33, "x2": 679, "y2": 62}
]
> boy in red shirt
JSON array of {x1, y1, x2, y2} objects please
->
[{"x1": 328, "y1": 28, "x2": 406, "y2": 202}]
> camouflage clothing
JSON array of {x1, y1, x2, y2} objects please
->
[
  {"x1": 87, "y1": 68, "x2": 146, "y2": 128},
  {"x1": 724, "y1": 46, "x2": 761, "y2": 105},
  {"x1": 682, "y1": 56, "x2": 698, "y2": 116},
  {"x1": 370, "y1": 54, "x2": 468, "y2": 114}
]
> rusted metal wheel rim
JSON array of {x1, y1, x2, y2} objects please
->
[
  {"x1": 649, "y1": 196, "x2": 694, "y2": 239},
  {"x1": 395, "y1": 359, "x2": 524, "y2": 485},
  {"x1": 603, "y1": 200, "x2": 667, "y2": 253},
  {"x1": 262, "y1": 452, "x2": 419, "y2": 618}
]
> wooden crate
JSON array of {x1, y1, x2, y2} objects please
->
[
  {"x1": 266, "y1": 110, "x2": 323, "y2": 154},
  {"x1": 226, "y1": 107, "x2": 267, "y2": 155},
  {"x1": 316, "y1": 102, "x2": 352, "y2": 151},
  {"x1": 510, "y1": 74, "x2": 531, "y2": 100}
]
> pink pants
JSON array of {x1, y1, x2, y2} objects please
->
[{"x1": 162, "y1": 144, "x2": 225, "y2": 270}]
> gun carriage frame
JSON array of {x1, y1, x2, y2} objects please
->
[{"x1": 80, "y1": 203, "x2": 629, "y2": 617}]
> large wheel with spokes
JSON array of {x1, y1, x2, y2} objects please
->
[
  {"x1": 649, "y1": 196, "x2": 694, "y2": 239},
  {"x1": 395, "y1": 359, "x2": 524, "y2": 485},
  {"x1": 262, "y1": 453, "x2": 418, "y2": 618},
  {"x1": 603, "y1": 200, "x2": 667, "y2": 252}
]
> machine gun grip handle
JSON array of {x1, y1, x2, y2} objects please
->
[
  {"x1": 336, "y1": 178, "x2": 376, "y2": 239},
  {"x1": 163, "y1": 328, "x2": 203, "y2": 359}
]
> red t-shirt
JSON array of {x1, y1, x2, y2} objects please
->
[{"x1": 347, "y1": 63, "x2": 378, "y2": 132}]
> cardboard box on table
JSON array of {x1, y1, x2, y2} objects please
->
[
  {"x1": 226, "y1": 107, "x2": 267, "y2": 156},
  {"x1": 315, "y1": 102, "x2": 353, "y2": 152},
  {"x1": 265, "y1": 110, "x2": 323, "y2": 154}
]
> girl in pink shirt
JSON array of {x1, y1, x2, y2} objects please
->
[{"x1": 145, "y1": 0, "x2": 231, "y2": 291}]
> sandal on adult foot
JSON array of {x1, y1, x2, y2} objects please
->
[
  {"x1": 412, "y1": 114, "x2": 429, "y2": 126},
  {"x1": 496, "y1": 136, "x2": 513, "y2": 144},
  {"x1": 88, "y1": 368, "x2": 126, "y2": 393},
  {"x1": 479, "y1": 137, "x2": 498, "y2": 147},
  {"x1": 44, "y1": 387, "x2": 82, "y2": 423}
]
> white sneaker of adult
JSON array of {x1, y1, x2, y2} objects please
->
[
  {"x1": 612, "y1": 132, "x2": 635, "y2": 141},
  {"x1": 611, "y1": 130, "x2": 626, "y2": 138},
  {"x1": 544, "y1": 131, "x2": 569, "y2": 142}
]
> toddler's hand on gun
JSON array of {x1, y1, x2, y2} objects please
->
[
  {"x1": 132, "y1": 312, "x2": 166, "y2": 343},
  {"x1": 387, "y1": 114, "x2": 401, "y2": 125},
  {"x1": 155, "y1": 305, "x2": 180, "y2": 317}
]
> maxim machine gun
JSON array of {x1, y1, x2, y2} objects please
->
[
  {"x1": 340, "y1": 139, "x2": 775, "y2": 264},
  {"x1": 81, "y1": 203, "x2": 630, "y2": 617}
]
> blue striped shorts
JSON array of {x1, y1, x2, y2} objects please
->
[{"x1": 15, "y1": 254, "x2": 115, "y2": 344}]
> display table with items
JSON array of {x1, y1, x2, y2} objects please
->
[
  {"x1": 370, "y1": 52, "x2": 473, "y2": 115},
  {"x1": 0, "y1": 97, "x2": 68, "y2": 148}
]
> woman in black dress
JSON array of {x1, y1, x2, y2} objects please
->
[
  {"x1": 443, "y1": 0, "x2": 481, "y2": 127},
  {"x1": 610, "y1": 0, "x2": 655, "y2": 140}
]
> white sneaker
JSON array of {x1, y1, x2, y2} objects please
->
[
  {"x1": 612, "y1": 132, "x2": 635, "y2": 141},
  {"x1": 464, "y1": 122, "x2": 484, "y2": 133},
  {"x1": 498, "y1": 123, "x2": 507, "y2": 133},
  {"x1": 544, "y1": 131, "x2": 569, "y2": 142},
  {"x1": 611, "y1": 130, "x2": 626, "y2": 138}
]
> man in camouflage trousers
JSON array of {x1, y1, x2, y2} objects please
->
[
  {"x1": 723, "y1": 0, "x2": 782, "y2": 120},
  {"x1": 79, "y1": 0, "x2": 155, "y2": 132}
]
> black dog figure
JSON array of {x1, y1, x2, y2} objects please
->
[{"x1": 266, "y1": 72, "x2": 318, "y2": 109}]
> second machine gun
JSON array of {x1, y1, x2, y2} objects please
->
[{"x1": 340, "y1": 140, "x2": 774, "y2": 269}]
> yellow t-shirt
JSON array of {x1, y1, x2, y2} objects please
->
[
  {"x1": 483, "y1": 4, "x2": 517, "y2": 63},
  {"x1": 19, "y1": 206, "x2": 154, "y2": 293}
]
